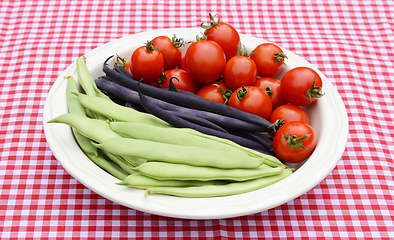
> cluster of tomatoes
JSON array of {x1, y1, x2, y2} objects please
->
[{"x1": 122, "y1": 14, "x2": 325, "y2": 164}]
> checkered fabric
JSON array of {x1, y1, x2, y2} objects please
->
[{"x1": 1, "y1": 0, "x2": 393, "y2": 239}]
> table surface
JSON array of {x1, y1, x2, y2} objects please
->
[{"x1": 1, "y1": 0, "x2": 393, "y2": 239}]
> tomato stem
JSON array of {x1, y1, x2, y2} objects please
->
[
  {"x1": 156, "y1": 72, "x2": 167, "y2": 85},
  {"x1": 282, "y1": 133, "x2": 311, "y2": 149},
  {"x1": 145, "y1": 40, "x2": 156, "y2": 52},
  {"x1": 264, "y1": 86, "x2": 272, "y2": 97},
  {"x1": 305, "y1": 76, "x2": 325, "y2": 102},
  {"x1": 115, "y1": 54, "x2": 128, "y2": 68},
  {"x1": 235, "y1": 86, "x2": 250, "y2": 100},
  {"x1": 213, "y1": 84, "x2": 233, "y2": 104},
  {"x1": 201, "y1": 13, "x2": 220, "y2": 31},
  {"x1": 269, "y1": 119, "x2": 285, "y2": 132},
  {"x1": 274, "y1": 52, "x2": 288, "y2": 66},
  {"x1": 172, "y1": 34, "x2": 184, "y2": 48}
]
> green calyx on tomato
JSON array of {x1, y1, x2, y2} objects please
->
[
  {"x1": 212, "y1": 83, "x2": 233, "y2": 104},
  {"x1": 194, "y1": 33, "x2": 208, "y2": 42},
  {"x1": 237, "y1": 44, "x2": 250, "y2": 57},
  {"x1": 171, "y1": 34, "x2": 184, "y2": 48},
  {"x1": 274, "y1": 52, "x2": 288, "y2": 66},
  {"x1": 264, "y1": 86, "x2": 272, "y2": 97},
  {"x1": 201, "y1": 13, "x2": 220, "y2": 31},
  {"x1": 145, "y1": 40, "x2": 157, "y2": 52},
  {"x1": 306, "y1": 76, "x2": 325, "y2": 102},
  {"x1": 115, "y1": 54, "x2": 127, "y2": 68},
  {"x1": 282, "y1": 133, "x2": 311, "y2": 150},
  {"x1": 235, "y1": 86, "x2": 250, "y2": 100},
  {"x1": 156, "y1": 72, "x2": 167, "y2": 85},
  {"x1": 269, "y1": 119, "x2": 285, "y2": 132}
]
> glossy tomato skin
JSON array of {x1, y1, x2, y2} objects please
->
[
  {"x1": 196, "y1": 81, "x2": 231, "y2": 104},
  {"x1": 273, "y1": 121, "x2": 317, "y2": 163},
  {"x1": 184, "y1": 40, "x2": 226, "y2": 84},
  {"x1": 130, "y1": 43, "x2": 164, "y2": 84},
  {"x1": 158, "y1": 69, "x2": 200, "y2": 94},
  {"x1": 178, "y1": 55, "x2": 187, "y2": 71},
  {"x1": 254, "y1": 77, "x2": 287, "y2": 110},
  {"x1": 281, "y1": 67, "x2": 323, "y2": 106},
  {"x1": 205, "y1": 22, "x2": 240, "y2": 61},
  {"x1": 250, "y1": 43, "x2": 287, "y2": 77},
  {"x1": 223, "y1": 56, "x2": 258, "y2": 91},
  {"x1": 228, "y1": 86, "x2": 272, "y2": 120},
  {"x1": 151, "y1": 36, "x2": 182, "y2": 70},
  {"x1": 269, "y1": 104, "x2": 310, "y2": 124}
]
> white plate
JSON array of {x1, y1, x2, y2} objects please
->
[{"x1": 43, "y1": 28, "x2": 348, "y2": 219}]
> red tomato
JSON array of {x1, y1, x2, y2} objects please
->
[
  {"x1": 184, "y1": 39, "x2": 226, "y2": 84},
  {"x1": 250, "y1": 43, "x2": 287, "y2": 77},
  {"x1": 196, "y1": 81, "x2": 232, "y2": 104},
  {"x1": 130, "y1": 41, "x2": 164, "y2": 84},
  {"x1": 223, "y1": 56, "x2": 258, "y2": 91},
  {"x1": 157, "y1": 69, "x2": 200, "y2": 94},
  {"x1": 273, "y1": 121, "x2": 317, "y2": 163},
  {"x1": 202, "y1": 13, "x2": 240, "y2": 61},
  {"x1": 151, "y1": 35, "x2": 183, "y2": 70},
  {"x1": 178, "y1": 55, "x2": 187, "y2": 71},
  {"x1": 254, "y1": 77, "x2": 287, "y2": 110},
  {"x1": 269, "y1": 104, "x2": 310, "y2": 124},
  {"x1": 281, "y1": 67, "x2": 324, "y2": 106},
  {"x1": 228, "y1": 86, "x2": 272, "y2": 120}
]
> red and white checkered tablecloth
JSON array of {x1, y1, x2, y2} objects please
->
[{"x1": 1, "y1": 0, "x2": 393, "y2": 239}]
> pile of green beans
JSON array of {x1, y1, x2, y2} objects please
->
[{"x1": 48, "y1": 55, "x2": 293, "y2": 198}]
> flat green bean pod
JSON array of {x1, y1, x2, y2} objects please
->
[
  {"x1": 177, "y1": 128, "x2": 285, "y2": 168},
  {"x1": 86, "y1": 152, "x2": 128, "y2": 181},
  {"x1": 92, "y1": 138, "x2": 263, "y2": 169},
  {"x1": 117, "y1": 173, "x2": 227, "y2": 189},
  {"x1": 144, "y1": 168, "x2": 293, "y2": 198},
  {"x1": 132, "y1": 161, "x2": 284, "y2": 182},
  {"x1": 76, "y1": 56, "x2": 111, "y2": 101},
  {"x1": 48, "y1": 113, "x2": 120, "y2": 143},
  {"x1": 109, "y1": 121, "x2": 248, "y2": 156},
  {"x1": 65, "y1": 76, "x2": 98, "y2": 157},
  {"x1": 76, "y1": 93, "x2": 170, "y2": 128}
]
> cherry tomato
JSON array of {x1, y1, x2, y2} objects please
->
[
  {"x1": 254, "y1": 77, "x2": 287, "y2": 110},
  {"x1": 281, "y1": 67, "x2": 324, "y2": 106},
  {"x1": 178, "y1": 55, "x2": 187, "y2": 71},
  {"x1": 223, "y1": 56, "x2": 258, "y2": 91},
  {"x1": 151, "y1": 35, "x2": 183, "y2": 70},
  {"x1": 202, "y1": 13, "x2": 240, "y2": 61},
  {"x1": 157, "y1": 69, "x2": 200, "y2": 94},
  {"x1": 228, "y1": 86, "x2": 272, "y2": 120},
  {"x1": 130, "y1": 41, "x2": 164, "y2": 84},
  {"x1": 196, "y1": 81, "x2": 232, "y2": 104},
  {"x1": 184, "y1": 39, "x2": 226, "y2": 84},
  {"x1": 269, "y1": 104, "x2": 310, "y2": 124},
  {"x1": 273, "y1": 121, "x2": 317, "y2": 163},
  {"x1": 250, "y1": 43, "x2": 287, "y2": 77}
]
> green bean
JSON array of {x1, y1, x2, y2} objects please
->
[
  {"x1": 108, "y1": 121, "x2": 248, "y2": 156},
  {"x1": 132, "y1": 161, "x2": 284, "y2": 181},
  {"x1": 144, "y1": 168, "x2": 292, "y2": 198},
  {"x1": 76, "y1": 57, "x2": 109, "y2": 121},
  {"x1": 86, "y1": 152, "x2": 128, "y2": 181},
  {"x1": 76, "y1": 56, "x2": 110, "y2": 100},
  {"x1": 117, "y1": 173, "x2": 227, "y2": 189},
  {"x1": 48, "y1": 113, "x2": 120, "y2": 143},
  {"x1": 177, "y1": 128, "x2": 285, "y2": 168},
  {"x1": 100, "y1": 149, "x2": 136, "y2": 175},
  {"x1": 92, "y1": 138, "x2": 263, "y2": 169},
  {"x1": 65, "y1": 76, "x2": 98, "y2": 157},
  {"x1": 76, "y1": 93, "x2": 170, "y2": 128}
]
